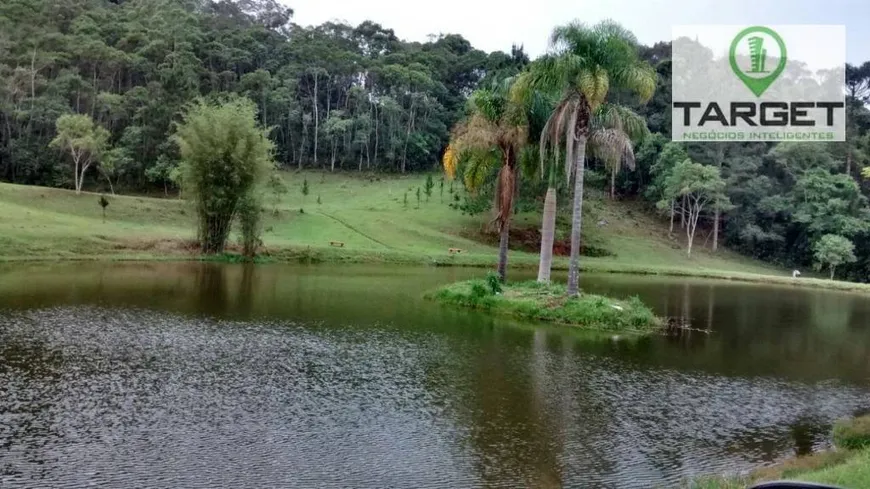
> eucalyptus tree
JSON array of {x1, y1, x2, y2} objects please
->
[
  {"x1": 656, "y1": 158, "x2": 729, "y2": 257},
  {"x1": 50, "y1": 114, "x2": 110, "y2": 194}
]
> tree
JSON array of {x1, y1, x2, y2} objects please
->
[
  {"x1": 99, "y1": 147, "x2": 133, "y2": 195},
  {"x1": 533, "y1": 105, "x2": 647, "y2": 283},
  {"x1": 813, "y1": 234, "x2": 856, "y2": 280},
  {"x1": 98, "y1": 194, "x2": 109, "y2": 222},
  {"x1": 424, "y1": 174, "x2": 434, "y2": 202},
  {"x1": 657, "y1": 158, "x2": 729, "y2": 257},
  {"x1": 49, "y1": 114, "x2": 110, "y2": 194},
  {"x1": 442, "y1": 79, "x2": 529, "y2": 282},
  {"x1": 175, "y1": 97, "x2": 275, "y2": 254},
  {"x1": 521, "y1": 20, "x2": 655, "y2": 293},
  {"x1": 650, "y1": 142, "x2": 688, "y2": 236}
]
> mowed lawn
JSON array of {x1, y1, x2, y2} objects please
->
[{"x1": 0, "y1": 171, "x2": 787, "y2": 278}]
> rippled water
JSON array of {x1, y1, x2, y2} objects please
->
[{"x1": 1, "y1": 263, "x2": 870, "y2": 488}]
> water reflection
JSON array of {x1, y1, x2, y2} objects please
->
[{"x1": 1, "y1": 263, "x2": 870, "y2": 488}]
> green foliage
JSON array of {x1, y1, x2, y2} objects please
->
[
  {"x1": 98, "y1": 194, "x2": 109, "y2": 222},
  {"x1": 833, "y1": 415, "x2": 870, "y2": 450},
  {"x1": 657, "y1": 159, "x2": 728, "y2": 206},
  {"x1": 6, "y1": 0, "x2": 870, "y2": 284},
  {"x1": 485, "y1": 271, "x2": 503, "y2": 293},
  {"x1": 50, "y1": 114, "x2": 111, "y2": 193},
  {"x1": 237, "y1": 194, "x2": 262, "y2": 258},
  {"x1": 656, "y1": 158, "x2": 729, "y2": 255},
  {"x1": 266, "y1": 172, "x2": 288, "y2": 211},
  {"x1": 469, "y1": 280, "x2": 489, "y2": 299},
  {"x1": 813, "y1": 234, "x2": 856, "y2": 279},
  {"x1": 424, "y1": 174, "x2": 434, "y2": 201},
  {"x1": 431, "y1": 280, "x2": 661, "y2": 332},
  {"x1": 175, "y1": 96, "x2": 275, "y2": 254},
  {"x1": 0, "y1": 1, "x2": 525, "y2": 188}
]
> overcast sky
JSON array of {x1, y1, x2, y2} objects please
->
[{"x1": 285, "y1": 0, "x2": 869, "y2": 64}]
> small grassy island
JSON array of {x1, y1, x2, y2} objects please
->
[{"x1": 429, "y1": 277, "x2": 663, "y2": 334}]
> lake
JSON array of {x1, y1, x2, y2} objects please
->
[{"x1": 1, "y1": 262, "x2": 869, "y2": 488}]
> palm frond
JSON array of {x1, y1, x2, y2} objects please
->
[
  {"x1": 442, "y1": 144, "x2": 458, "y2": 180},
  {"x1": 509, "y1": 71, "x2": 534, "y2": 107},
  {"x1": 549, "y1": 20, "x2": 590, "y2": 52},
  {"x1": 591, "y1": 19, "x2": 640, "y2": 46},
  {"x1": 612, "y1": 62, "x2": 657, "y2": 103},
  {"x1": 594, "y1": 104, "x2": 649, "y2": 142},
  {"x1": 462, "y1": 148, "x2": 499, "y2": 194},
  {"x1": 589, "y1": 128, "x2": 636, "y2": 172},
  {"x1": 450, "y1": 113, "x2": 499, "y2": 153}
]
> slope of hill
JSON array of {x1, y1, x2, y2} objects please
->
[{"x1": 0, "y1": 171, "x2": 846, "y2": 289}]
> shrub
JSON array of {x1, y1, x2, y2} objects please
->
[
  {"x1": 469, "y1": 280, "x2": 489, "y2": 299},
  {"x1": 485, "y1": 271, "x2": 503, "y2": 294},
  {"x1": 237, "y1": 194, "x2": 262, "y2": 258},
  {"x1": 833, "y1": 415, "x2": 870, "y2": 450},
  {"x1": 175, "y1": 96, "x2": 274, "y2": 253}
]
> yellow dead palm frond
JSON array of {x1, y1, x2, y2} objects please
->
[{"x1": 442, "y1": 144, "x2": 458, "y2": 180}]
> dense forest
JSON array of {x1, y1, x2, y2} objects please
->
[
  {"x1": 3, "y1": 0, "x2": 870, "y2": 281},
  {"x1": 0, "y1": 0, "x2": 528, "y2": 189}
]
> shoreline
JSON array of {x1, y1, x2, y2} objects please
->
[{"x1": 3, "y1": 246, "x2": 870, "y2": 294}]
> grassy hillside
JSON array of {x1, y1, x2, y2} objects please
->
[{"x1": 0, "y1": 171, "x2": 854, "y2": 288}]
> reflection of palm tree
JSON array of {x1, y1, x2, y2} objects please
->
[{"x1": 458, "y1": 326, "x2": 567, "y2": 487}]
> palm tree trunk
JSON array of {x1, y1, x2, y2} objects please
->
[
  {"x1": 497, "y1": 218, "x2": 510, "y2": 282},
  {"x1": 537, "y1": 186, "x2": 557, "y2": 283},
  {"x1": 610, "y1": 164, "x2": 616, "y2": 199},
  {"x1": 567, "y1": 137, "x2": 587, "y2": 296},
  {"x1": 495, "y1": 151, "x2": 518, "y2": 282}
]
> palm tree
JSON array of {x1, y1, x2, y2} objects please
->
[
  {"x1": 443, "y1": 81, "x2": 529, "y2": 282},
  {"x1": 522, "y1": 20, "x2": 656, "y2": 294},
  {"x1": 532, "y1": 104, "x2": 648, "y2": 283}
]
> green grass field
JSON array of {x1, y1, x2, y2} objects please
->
[{"x1": 2, "y1": 170, "x2": 868, "y2": 292}]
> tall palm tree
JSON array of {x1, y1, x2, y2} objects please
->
[
  {"x1": 522, "y1": 20, "x2": 656, "y2": 294},
  {"x1": 443, "y1": 80, "x2": 529, "y2": 282},
  {"x1": 531, "y1": 104, "x2": 648, "y2": 283}
]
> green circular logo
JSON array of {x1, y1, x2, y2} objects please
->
[{"x1": 729, "y1": 26, "x2": 788, "y2": 97}]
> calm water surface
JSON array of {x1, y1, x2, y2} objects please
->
[{"x1": 1, "y1": 262, "x2": 870, "y2": 488}]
